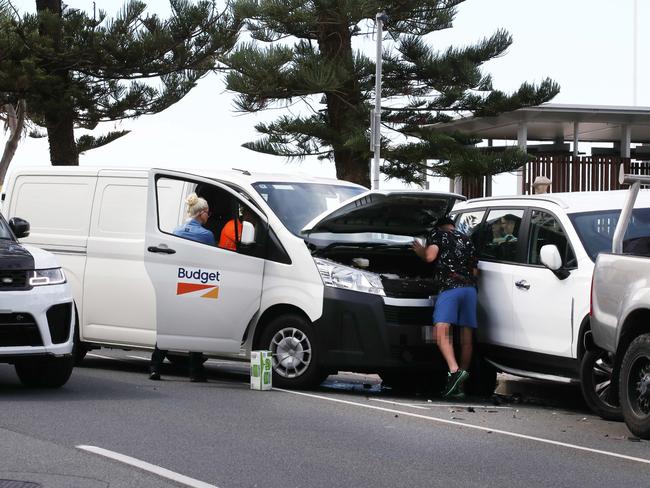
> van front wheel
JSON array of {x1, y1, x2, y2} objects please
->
[
  {"x1": 258, "y1": 314, "x2": 323, "y2": 389},
  {"x1": 15, "y1": 356, "x2": 74, "y2": 388}
]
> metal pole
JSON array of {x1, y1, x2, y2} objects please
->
[
  {"x1": 371, "y1": 13, "x2": 386, "y2": 190},
  {"x1": 633, "y1": 0, "x2": 638, "y2": 105}
]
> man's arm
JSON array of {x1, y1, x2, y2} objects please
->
[{"x1": 413, "y1": 241, "x2": 439, "y2": 263}]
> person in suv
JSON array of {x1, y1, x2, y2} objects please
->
[{"x1": 0, "y1": 212, "x2": 75, "y2": 388}]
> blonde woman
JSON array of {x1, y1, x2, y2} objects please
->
[
  {"x1": 172, "y1": 193, "x2": 216, "y2": 246},
  {"x1": 149, "y1": 192, "x2": 213, "y2": 382}
]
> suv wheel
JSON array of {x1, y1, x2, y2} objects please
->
[
  {"x1": 579, "y1": 348, "x2": 622, "y2": 420},
  {"x1": 620, "y1": 333, "x2": 650, "y2": 439},
  {"x1": 15, "y1": 357, "x2": 74, "y2": 388}
]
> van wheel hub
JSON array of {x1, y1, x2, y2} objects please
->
[{"x1": 269, "y1": 327, "x2": 312, "y2": 379}]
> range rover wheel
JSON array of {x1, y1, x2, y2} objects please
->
[
  {"x1": 579, "y1": 348, "x2": 622, "y2": 421},
  {"x1": 15, "y1": 357, "x2": 74, "y2": 388},
  {"x1": 620, "y1": 334, "x2": 650, "y2": 439},
  {"x1": 258, "y1": 314, "x2": 323, "y2": 389}
]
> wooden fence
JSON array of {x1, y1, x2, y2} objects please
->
[
  {"x1": 460, "y1": 155, "x2": 650, "y2": 199},
  {"x1": 521, "y1": 155, "x2": 635, "y2": 194}
]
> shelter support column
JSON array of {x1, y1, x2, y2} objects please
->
[
  {"x1": 517, "y1": 123, "x2": 528, "y2": 195},
  {"x1": 573, "y1": 122, "x2": 580, "y2": 157},
  {"x1": 621, "y1": 124, "x2": 631, "y2": 158}
]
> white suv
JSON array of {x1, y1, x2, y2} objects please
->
[
  {"x1": 0, "y1": 212, "x2": 75, "y2": 387},
  {"x1": 452, "y1": 190, "x2": 650, "y2": 419}
]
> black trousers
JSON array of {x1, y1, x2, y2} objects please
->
[{"x1": 150, "y1": 344, "x2": 205, "y2": 377}]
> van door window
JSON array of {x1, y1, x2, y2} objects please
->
[
  {"x1": 156, "y1": 176, "x2": 265, "y2": 258},
  {"x1": 527, "y1": 210, "x2": 577, "y2": 268},
  {"x1": 478, "y1": 209, "x2": 525, "y2": 263}
]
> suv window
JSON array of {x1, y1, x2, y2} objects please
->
[
  {"x1": 527, "y1": 210, "x2": 577, "y2": 268},
  {"x1": 455, "y1": 210, "x2": 485, "y2": 238},
  {"x1": 0, "y1": 215, "x2": 13, "y2": 240},
  {"x1": 477, "y1": 209, "x2": 525, "y2": 263}
]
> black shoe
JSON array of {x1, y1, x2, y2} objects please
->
[
  {"x1": 441, "y1": 369, "x2": 469, "y2": 398},
  {"x1": 149, "y1": 371, "x2": 161, "y2": 381}
]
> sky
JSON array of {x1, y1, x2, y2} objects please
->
[{"x1": 3, "y1": 0, "x2": 648, "y2": 194}]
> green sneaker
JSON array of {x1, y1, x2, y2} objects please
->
[{"x1": 442, "y1": 369, "x2": 469, "y2": 398}]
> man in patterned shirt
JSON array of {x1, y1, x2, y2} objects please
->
[{"x1": 413, "y1": 216, "x2": 478, "y2": 398}]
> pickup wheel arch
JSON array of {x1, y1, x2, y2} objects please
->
[{"x1": 617, "y1": 309, "x2": 650, "y2": 360}]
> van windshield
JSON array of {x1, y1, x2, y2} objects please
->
[
  {"x1": 569, "y1": 207, "x2": 650, "y2": 260},
  {"x1": 252, "y1": 182, "x2": 365, "y2": 235}
]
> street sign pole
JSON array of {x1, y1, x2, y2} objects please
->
[{"x1": 370, "y1": 12, "x2": 386, "y2": 190}]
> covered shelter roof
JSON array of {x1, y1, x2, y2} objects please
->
[{"x1": 426, "y1": 103, "x2": 650, "y2": 144}]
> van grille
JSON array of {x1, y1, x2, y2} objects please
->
[
  {"x1": 384, "y1": 305, "x2": 433, "y2": 326},
  {"x1": 0, "y1": 313, "x2": 43, "y2": 346},
  {"x1": 0, "y1": 270, "x2": 29, "y2": 291}
]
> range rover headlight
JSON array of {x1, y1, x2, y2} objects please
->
[
  {"x1": 29, "y1": 268, "x2": 66, "y2": 286},
  {"x1": 314, "y1": 258, "x2": 385, "y2": 296}
]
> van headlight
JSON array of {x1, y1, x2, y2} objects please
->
[
  {"x1": 314, "y1": 258, "x2": 385, "y2": 296},
  {"x1": 29, "y1": 268, "x2": 66, "y2": 286}
]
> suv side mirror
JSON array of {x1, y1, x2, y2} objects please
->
[
  {"x1": 240, "y1": 221, "x2": 255, "y2": 245},
  {"x1": 540, "y1": 244, "x2": 570, "y2": 280},
  {"x1": 8, "y1": 217, "x2": 30, "y2": 239}
]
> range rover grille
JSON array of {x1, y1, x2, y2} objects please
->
[
  {"x1": 0, "y1": 313, "x2": 43, "y2": 346},
  {"x1": 0, "y1": 270, "x2": 29, "y2": 290}
]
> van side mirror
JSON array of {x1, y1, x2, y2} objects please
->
[
  {"x1": 240, "y1": 221, "x2": 255, "y2": 245},
  {"x1": 8, "y1": 217, "x2": 30, "y2": 239},
  {"x1": 540, "y1": 244, "x2": 570, "y2": 280}
]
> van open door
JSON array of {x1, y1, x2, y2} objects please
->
[{"x1": 144, "y1": 169, "x2": 266, "y2": 354}]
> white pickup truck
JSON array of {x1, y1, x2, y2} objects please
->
[{"x1": 591, "y1": 173, "x2": 650, "y2": 439}]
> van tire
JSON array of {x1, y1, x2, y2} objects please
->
[
  {"x1": 380, "y1": 370, "x2": 447, "y2": 396},
  {"x1": 579, "y1": 348, "x2": 622, "y2": 421},
  {"x1": 15, "y1": 357, "x2": 74, "y2": 388},
  {"x1": 619, "y1": 333, "x2": 650, "y2": 439},
  {"x1": 466, "y1": 356, "x2": 498, "y2": 397},
  {"x1": 258, "y1": 314, "x2": 323, "y2": 389}
]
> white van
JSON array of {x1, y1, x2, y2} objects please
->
[{"x1": 2, "y1": 167, "x2": 463, "y2": 389}]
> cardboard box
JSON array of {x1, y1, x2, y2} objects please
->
[{"x1": 250, "y1": 350, "x2": 272, "y2": 390}]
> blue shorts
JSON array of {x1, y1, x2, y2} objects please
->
[{"x1": 433, "y1": 286, "x2": 478, "y2": 328}]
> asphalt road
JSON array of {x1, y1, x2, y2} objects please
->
[{"x1": 0, "y1": 351, "x2": 647, "y2": 488}]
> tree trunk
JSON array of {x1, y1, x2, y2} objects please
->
[
  {"x1": 45, "y1": 107, "x2": 78, "y2": 166},
  {"x1": 0, "y1": 101, "x2": 26, "y2": 186},
  {"x1": 316, "y1": 7, "x2": 369, "y2": 188},
  {"x1": 36, "y1": 0, "x2": 79, "y2": 166}
]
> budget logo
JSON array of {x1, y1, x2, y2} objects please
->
[{"x1": 176, "y1": 267, "x2": 221, "y2": 299}]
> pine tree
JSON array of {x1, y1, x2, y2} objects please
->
[
  {"x1": 0, "y1": 0, "x2": 241, "y2": 165},
  {"x1": 224, "y1": 0, "x2": 560, "y2": 187}
]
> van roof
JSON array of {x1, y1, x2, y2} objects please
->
[
  {"x1": 9, "y1": 166, "x2": 364, "y2": 189},
  {"x1": 455, "y1": 189, "x2": 650, "y2": 214}
]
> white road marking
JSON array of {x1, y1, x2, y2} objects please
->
[
  {"x1": 275, "y1": 388, "x2": 650, "y2": 465},
  {"x1": 370, "y1": 399, "x2": 430, "y2": 410},
  {"x1": 371, "y1": 399, "x2": 514, "y2": 410},
  {"x1": 87, "y1": 353, "x2": 118, "y2": 361},
  {"x1": 127, "y1": 355, "x2": 149, "y2": 361},
  {"x1": 77, "y1": 445, "x2": 219, "y2": 488}
]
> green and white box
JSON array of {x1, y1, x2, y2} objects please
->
[{"x1": 250, "y1": 350, "x2": 272, "y2": 390}]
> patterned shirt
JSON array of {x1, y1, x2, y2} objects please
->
[{"x1": 426, "y1": 229, "x2": 478, "y2": 291}]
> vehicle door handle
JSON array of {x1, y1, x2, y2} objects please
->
[
  {"x1": 147, "y1": 246, "x2": 176, "y2": 255},
  {"x1": 515, "y1": 280, "x2": 530, "y2": 290}
]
